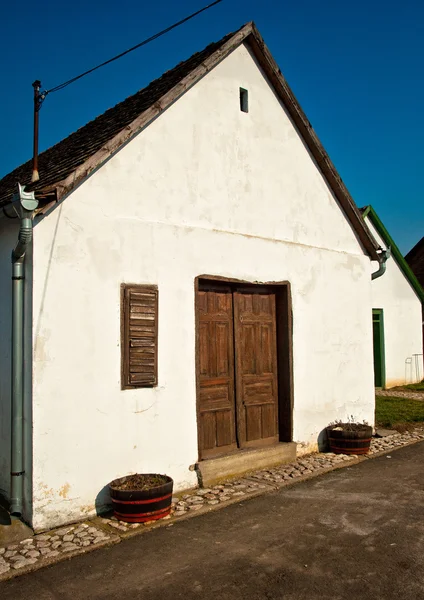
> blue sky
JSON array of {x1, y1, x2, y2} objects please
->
[{"x1": 1, "y1": 0, "x2": 423, "y2": 253}]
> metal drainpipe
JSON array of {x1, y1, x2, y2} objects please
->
[
  {"x1": 371, "y1": 247, "x2": 391, "y2": 280},
  {"x1": 10, "y1": 184, "x2": 38, "y2": 516}
]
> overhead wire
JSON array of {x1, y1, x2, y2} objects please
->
[{"x1": 44, "y1": 0, "x2": 224, "y2": 97}]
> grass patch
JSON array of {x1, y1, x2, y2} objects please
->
[
  {"x1": 376, "y1": 395, "x2": 424, "y2": 430},
  {"x1": 404, "y1": 380, "x2": 424, "y2": 391},
  {"x1": 390, "y1": 380, "x2": 424, "y2": 392}
]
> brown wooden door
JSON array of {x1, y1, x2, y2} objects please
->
[
  {"x1": 234, "y1": 289, "x2": 279, "y2": 448},
  {"x1": 198, "y1": 286, "x2": 237, "y2": 458},
  {"x1": 197, "y1": 284, "x2": 280, "y2": 459}
]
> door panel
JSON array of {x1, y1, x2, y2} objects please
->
[
  {"x1": 198, "y1": 287, "x2": 237, "y2": 458},
  {"x1": 234, "y1": 290, "x2": 279, "y2": 448},
  {"x1": 372, "y1": 309, "x2": 385, "y2": 387}
]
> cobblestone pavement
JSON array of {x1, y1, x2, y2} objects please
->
[
  {"x1": 369, "y1": 429, "x2": 424, "y2": 453},
  {"x1": 1, "y1": 427, "x2": 423, "y2": 581},
  {"x1": 377, "y1": 389, "x2": 424, "y2": 400},
  {"x1": 0, "y1": 523, "x2": 114, "y2": 577}
]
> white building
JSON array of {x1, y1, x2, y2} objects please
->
[
  {"x1": 0, "y1": 23, "x2": 382, "y2": 531},
  {"x1": 363, "y1": 206, "x2": 423, "y2": 387}
]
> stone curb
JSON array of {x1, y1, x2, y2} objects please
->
[
  {"x1": 96, "y1": 484, "x2": 277, "y2": 541},
  {"x1": 0, "y1": 532, "x2": 120, "y2": 583},
  {"x1": 1, "y1": 431, "x2": 423, "y2": 583},
  {"x1": 246, "y1": 456, "x2": 361, "y2": 489},
  {"x1": 362, "y1": 436, "x2": 424, "y2": 460},
  {"x1": 96, "y1": 462, "x2": 360, "y2": 540}
]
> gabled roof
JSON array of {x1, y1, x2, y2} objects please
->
[
  {"x1": 0, "y1": 22, "x2": 379, "y2": 260},
  {"x1": 362, "y1": 205, "x2": 424, "y2": 302},
  {"x1": 406, "y1": 236, "x2": 424, "y2": 291},
  {"x1": 0, "y1": 27, "x2": 236, "y2": 207}
]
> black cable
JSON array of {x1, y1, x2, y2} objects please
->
[{"x1": 45, "y1": 0, "x2": 223, "y2": 96}]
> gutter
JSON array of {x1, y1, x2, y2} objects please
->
[
  {"x1": 372, "y1": 247, "x2": 391, "y2": 280},
  {"x1": 362, "y1": 205, "x2": 424, "y2": 302},
  {"x1": 10, "y1": 184, "x2": 38, "y2": 516}
]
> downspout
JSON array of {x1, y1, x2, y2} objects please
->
[
  {"x1": 371, "y1": 247, "x2": 391, "y2": 280},
  {"x1": 10, "y1": 184, "x2": 38, "y2": 516}
]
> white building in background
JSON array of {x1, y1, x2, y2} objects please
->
[
  {"x1": 0, "y1": 23, "x2": 382, "y2": 531},
  {"x1": 363, "y1": 206, "x2": 423, "y2": 388}
]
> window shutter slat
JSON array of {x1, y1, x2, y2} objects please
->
[{"x1": 122, "y1": 285, "x2": 158, "y2": 388}]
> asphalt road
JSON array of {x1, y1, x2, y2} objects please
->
[{"x1": 3, "y1": 442, "x2": 424, "y2": 600}]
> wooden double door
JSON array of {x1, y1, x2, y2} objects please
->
[{"x1": 197, "y1": 282, "x2": 280, "y2": 459}]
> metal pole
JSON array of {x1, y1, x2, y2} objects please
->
[{"x1": 32, "y1": 80, "x2": 41, "y2": 183}]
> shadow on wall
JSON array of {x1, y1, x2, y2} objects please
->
[
  {"x1": 95, "y1": 485, "x2": 113, "y2": 517},
  {"x1": 0, "y1": 506, "x2": 11, "y2": 526},
  {"x1": 318, "y1": 428, "x2": 329, "y2": 453},
  {"x1": 0, "y1": 491, "x2": 11, "y2": 525}
]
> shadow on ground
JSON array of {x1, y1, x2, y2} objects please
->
[{"x1": 2, "y1": 442, "x2": 424, "y2": 600}]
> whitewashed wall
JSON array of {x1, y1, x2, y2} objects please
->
[
  {"x1": 366, "y1": 216, "x2": 423, "y2": 387},
  {"x1": 29, "y1": 43, "x2": 375, "y2": 530}
]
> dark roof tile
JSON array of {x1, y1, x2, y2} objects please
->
[{"x1": 0, "y1": 30, "x2": 235, "y2": 207}]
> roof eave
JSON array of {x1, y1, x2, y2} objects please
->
[{"x1": 364, "y1": 205, "x2": 424, "y2": 302}]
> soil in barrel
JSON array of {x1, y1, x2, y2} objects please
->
[{"x1": 111, "y1": 474, "x2": 168, "y2": 492}]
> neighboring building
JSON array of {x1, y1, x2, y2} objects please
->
[
  {"x1": 363, "y1": 206, "x2": 424, "y2": 388},
  {"x1": 406, "y1": 237, "x2": 424, "y2": 289},
  {"x1": 0, "y1": 22, "x2": 380, "y2": 531},
  {"x1": 406, "y1": 236, "x2": 424, "y2": 349}
]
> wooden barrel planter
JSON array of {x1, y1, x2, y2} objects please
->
[
  {"x1": 109, "y1": 474, "x2": 174, "y2": 523},
  {"x1": 326, "y1": 424, "x2": 373, "y2": 455}
]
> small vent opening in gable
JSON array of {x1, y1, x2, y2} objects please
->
[{"x1": 240, "y1": 88, "x2": 248, "y2": 113}]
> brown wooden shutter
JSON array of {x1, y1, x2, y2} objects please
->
[{"x1": 121, "y1": 284, "x2": 158, "y2": 389}]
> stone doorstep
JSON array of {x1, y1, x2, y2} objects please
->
[
  {"x1": 1, "y1": 429, "x2": 423, "y2": 583},
  {"x1": 196, "y1": 442, "x2": 298, "y2": 487}
]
